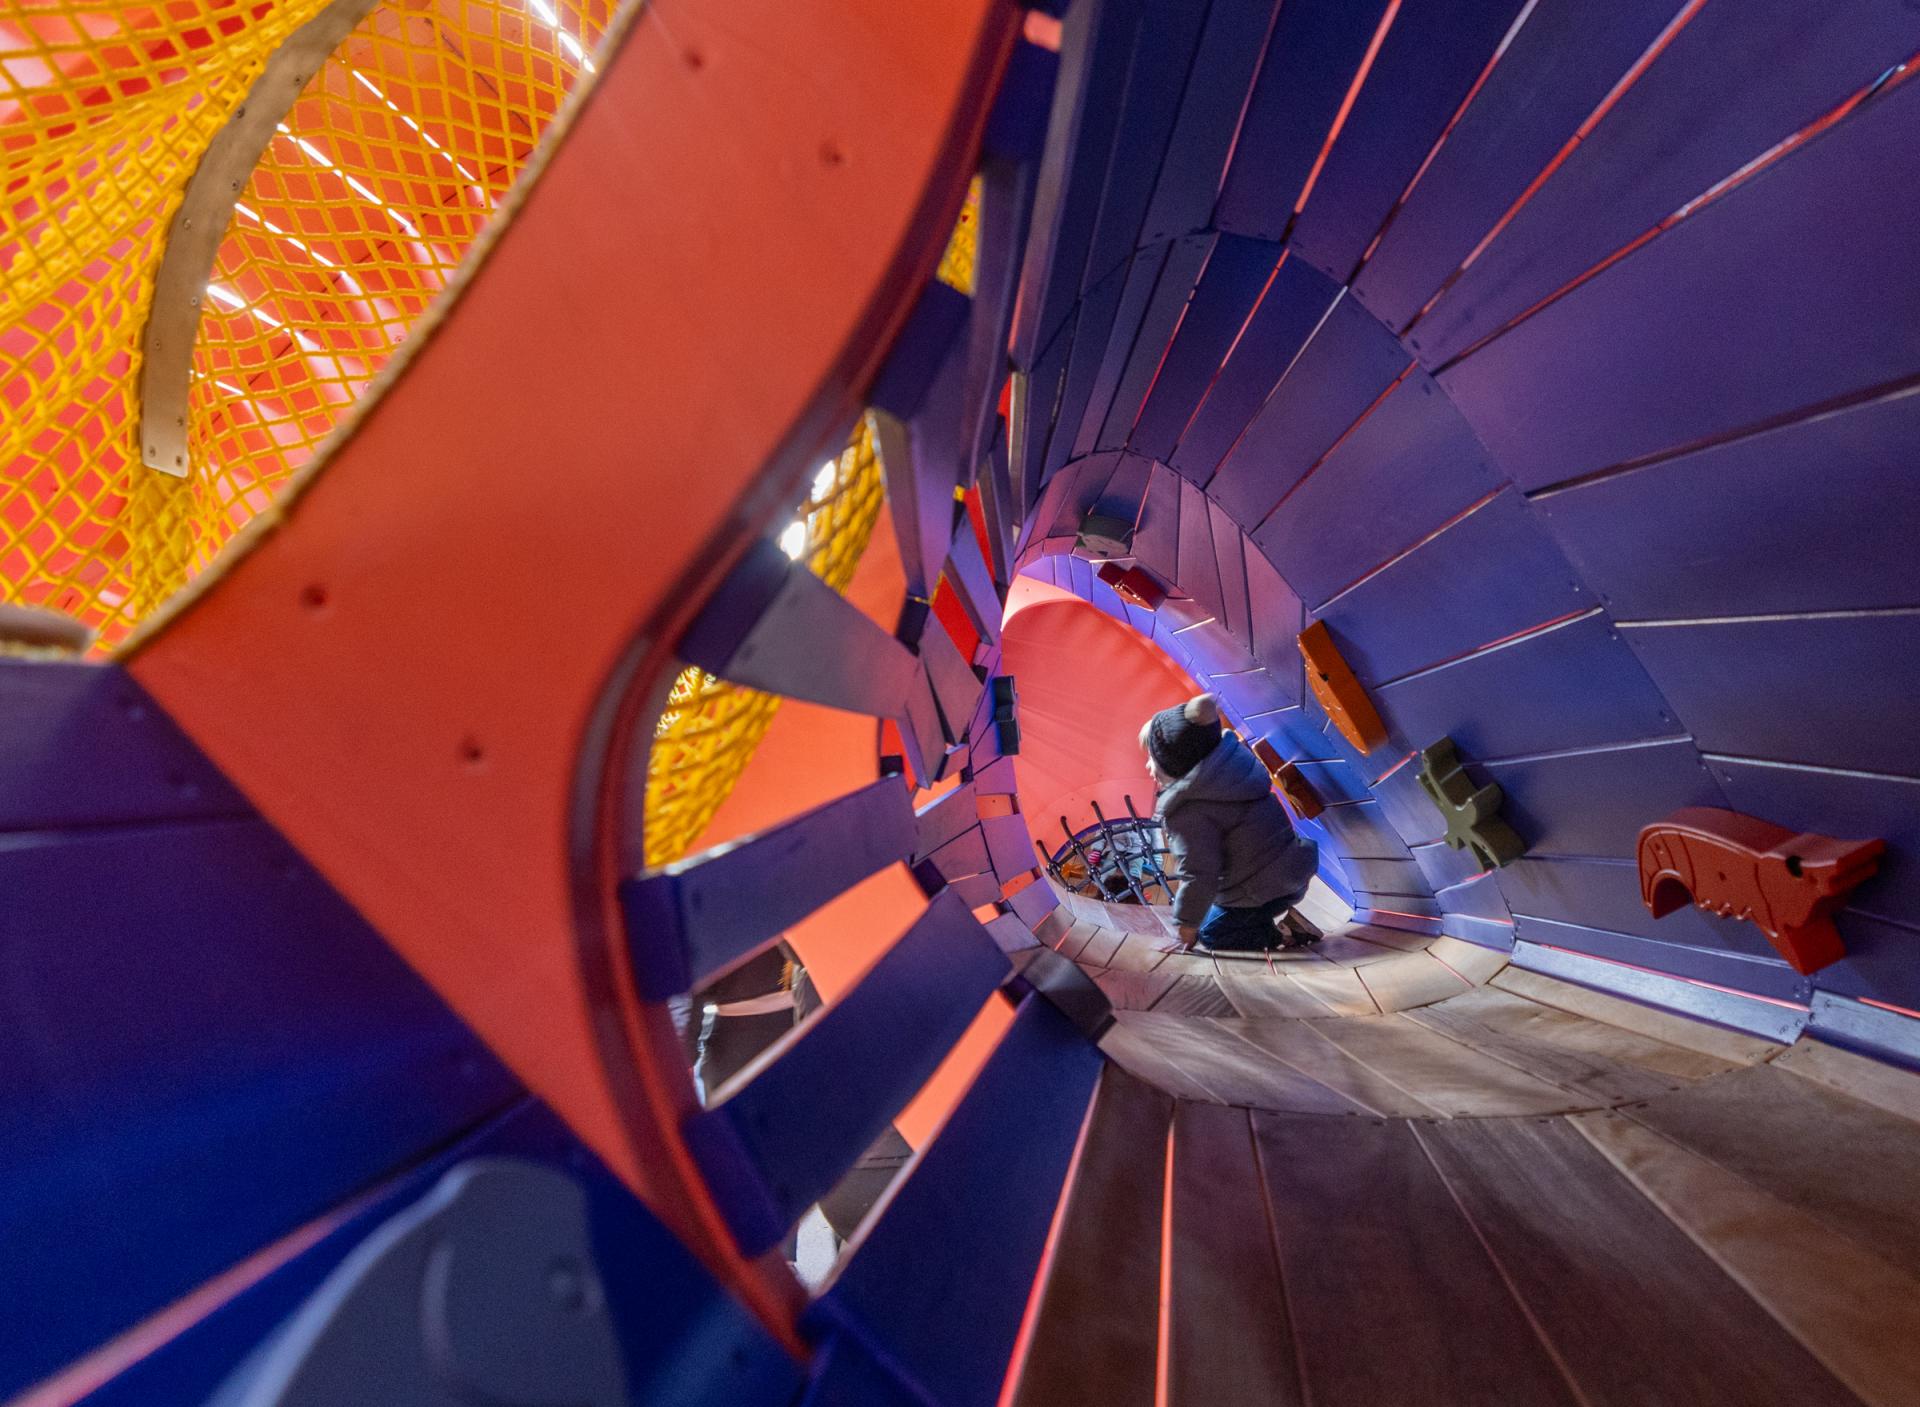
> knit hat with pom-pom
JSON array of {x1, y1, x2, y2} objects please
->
[{"x1": 1146, "y1": 693, "x2": 1222, "y2": 781}]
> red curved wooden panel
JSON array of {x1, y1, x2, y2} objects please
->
[{"x1": 124, "y1": 0, "x2": 1018, "y2": 1335}]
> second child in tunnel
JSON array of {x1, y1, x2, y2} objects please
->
[{"x1": 1141, "y1": 693, "x2": 1321, "y2": 953}]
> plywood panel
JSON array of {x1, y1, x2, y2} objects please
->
[
  {"x1": 1478, "y1": 737, "x2": 1727, "y2": 861},
  {"x1": 1309, "y1": 1016, "x2": 1579, "y2": 1116},
  {"x1": 1490, "y1": 967, "x2": 1780, "y2": 1064},
  {"x1": 1167, "y1": 1102, "x2": 1305, "y2": 1405},
  {"x1": 1354, "y1": 952, "x2": 1473, "y2": 1012},
  {"x1": 1254, "y1": 1113, "x2": 1579, "y2": 1407},
  {"x1": 1221, "y1": 1020, "x2": 1444, "y2": 1116},
  {"x1": 1417, "y1": 1117, "x2": 1861, "y2": 1406}
]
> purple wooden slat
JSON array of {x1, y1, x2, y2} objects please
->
[
  {"x1": 1440, "y1": 73, "x2": 1920, "y2": 491},
  {"x1": 0, "y1": 662, "x2": 249, "y2": 830},
  {"x1": 1313, "y1": 489, "x2": 1587, "y2": 686},
  {"x1": 1412, "y1": 838, "x2": 1485, "y2": 894},
  {"x1": 1373, "y1": 611, "x2": 1676, "y2": 764},
  {"x1": 1207, "y1": 498, "x2": 1251, "y2": 648},
  {"x1": 1087, "y1": 572, "x2": 1132, "y2": 626},
  {"x1": 1066, "y1": 554, "x2": 1097, "y2": 606},
  {"x1": 1121, "y1": 597, "x2": 1158, "y2": 638},
  {"x1": 950, "y1": 872, "x2": 1007, "y2": 910},
  {"x1": 1132, "y1": 463, "x2": 1182, "y2": 582},
  {"x1": 1011, "y1": 315, "x2": 1073, "y2": 516},
  {"x1": 1411, "y1": 0, "x2": 1920, "y2": 368},
  {"x1": 1045, "y1": 453, "x2": 1116, "y2": 540},
  {"x1": 1211, "y1": 668, "x2": 1292, "y2": 725},
  {"x1": 1097, "y1": 235, "x2": 1218, "y2": 451},
  {"x1": 922, "y1": 616, "x2": 985, "y2": 743},
  {"x1": 1309, "y1": 798, "x2": 1417, "y2": 860},
  {"x1": 1512, "y1": 920, "x2": 1810, "y2": 1009},
  {"x1": 1339, "y1": 854, "x2": 1429, "y2": 897},
  {"x1": 623, "y1": 778, "x2": 917, "y2": 997},
  {"x1": 1708, "y1": 756, "x2": 1920, "y2": 928},
  {"x1": 1496, "y1": 855, "x2": 1786, "y2": 957},
  {"x1": 1534, "y1": 385, "x2": 1920, "y2": 620},
  {"x1": 1813, "y1": 917, "x2": 1920, "y2": 1030},
  {"x1": 1015, "y1": 0, "x2": 1149, "y2": 367},
  {"x1": 1094, "y1": 450, "x2": 1154, "y2": 522},
  {"x1": 973, "y1": 756, "x2": 1020, "y2": 796},
  {"x1": 1370, "y1": 756, "x2": 1448, "y2": 845},
  {"x1": 1242, "y1": 547, "x2": 1304, "y2": 679},
  {"x1": 1006, "y1": 874, "x2": 1060, "y2": 929},
  {"x1": 901, "y1": 669, "x2": 948, "y2": 785},
  {"x1": 1293, "y1": 758, "x2": 1370, "y2": 806},
  {"x1": 1175, "y1": 478, "x2": 1225, "y2": 624},
  {"x1": 1169, "y1": 256, "x2": 1341, "y2": 485},
  {"x1": 914, "y1": 783, "x2": 979, "y2": 864},
  {"x1": 982, "y1": 814, "x2": 1040, "y2": 884},
  {"x1": 1808, "y1": 984, "x2": 1920, "y2": 1068},
  {"x1": 1130, "y1": 235, "x2": 1284, "y2": 462},
  {"x1": 1287, "y1": 0, "x2": 1532, "y2": 283},
  {"x1": 1064, "y1": 247, "x2": 1167, "y2": 465},
  {"x1": 1250, "y1": 372, "x2": 1500, "y2": 608},
  {"x1": 1079, "y1": 0, "x2": 1214, "y2": 293},
  {"x1": 1139, "y1": 0, "x2": 1279, "y2": 244},
  {"x1": 690, "y1": 891, "x2": 1011, "y2": 1255},
  {"x1": 1349, "y1": 0, "x2": 1681, "y2": 333},
  {"x1": 807, "y1": 996, "x2": 1101, "y2": 1407},
  {"x1": 1477, "y1": 738, "x2": 1727, "y2": 862},
  {"x1": 1620, "y1": 611, "x2": 1920, "y2": 778},
  {"x1": 1435, "y1": 869, "x2": 1512, "y2": 923},
  {"x1": 1444, "y1": 912, "x2": 1517, "y2": 950},
  {"x1": 1252, "y1": 705, "x2": 1340, "y2": 763},
  {"x1": 946, "y1": 517, "x2": 1003, "y2": 649},
  {"x1": 928, "y1": 825, "x2": 992, "y2": 883},
  {"x1": 1356, "y1": 893, "x2": 1442, "y2": 923},
  {"x1": 1512, "y1": 937, "x2": 1809, "y2": 1042},
  {"x1": 1214, "y1": 0, "x2": 1392, "y2": 240},
  {"x1": 1207, "y1": 294, "x2": 1408, "y2": 529}
]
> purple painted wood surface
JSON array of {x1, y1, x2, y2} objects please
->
[
  {"x1": 922, "y1": 615, "x2": 985, "y2": 743},
  {"x1": 0, "y1": 662, "x2": 249, "y2": 830},
  {"x1": 1350, "y1": 0, "x2": 1683, "y2": 333},
  {"x1": 1139, "y1": 0, "x2": 1279, "y2": 244},
  {"x1": 1251, "y1": 372, "x2": 1499, "y2": 608},
  {"x1": 1443, "y1": 912, "x2": 1517, "y2": 950},
  {"x1": 1168, "y1": 255, "x2": 1341, "y2": 485},
  {"x1": 1512, "y1": 937, "x2": 1810, "y2": 1041},
  {"x1": 1412, "y1": 837, "x2": 1486, "y2": 894},
  {"x1": 1131, "y1": 235, "x2": 1284, "y2": 462},
  {"x1": 1808, "y1": 985, "x2": 1920, "y2": 1069},
  {"x1": 1207, "y1": 293, "x2": 1408, "y2": 528},
  {"x1": 690, "y1": 891, "x2": 1010, "y2": 1255},
  {"x1": 1007, "y1": 874, "x2": 1061, "y2": 929},
  {"x1": 1411, "y1": 0, "x2": 1920, "y2": 367},
  {"x1": 1292, "y1": 758, "x2": 1371, "y2": 806},
  {"x1": 1095, "y1": 451, "x2": 1154, "y2": 522},
  {"x1": 1512, "y1": 917, "x2": 1809, "y2": 1007},
  {"x1": 982, "y1": 814, "x2": 1041, "y2": 884},
  {"x1": 1434, "y1": 869, "x2": 1512, "y2": 923},
  {"x1": 1373, "y1": 611, "x2": 1675, "y2": 764},
  {"x1": 1313, "y1": 489, "x2": 1587, "y2": 686},
  {"x1": 1709, "y1": 756, "x2": 1920, "y2": 928},
  {"x1": 946, "y1": 516, "x2": 1004, "y2": 649},
  {"x1": 1062, "y1": 248, "x2": 1164, "y2": 467},
  {"x1": 1097, "y1": 235, "x2": 1219, "y2": 451},
  {"x1": 1242, "y1": 548, "x2": 1304, "y2": 689},
  {"x1": 1338, "y1": 854, "x2": 1429, "y2": 898},
  {"x1": 1207, "y1": 498, "x2": 1252, "y2": 647},
  {"x1": 0, "y1": 815, "x2": 517, "y2": 1395},
  {"x1": 1211, "y1": 667, "x2": 1293, "y2": 726},
  {"x1": 915, "y1": 783, "x2": 980, "y2": 863},
  {"x1": 951, "y1": 872, "x2": 1007, "y2": 911},
  {"x1": 1441, "y1": 73, "x2": 1920, "y2": 491},
  {"x1": 1254, "y1": 705, "x2": 1342, "y2": 764},
  {"x1": 1496, "y1": 855, "x2": 1785, "y2": 959},
  {"x1": 1370, "y1": 756, "x2": 1448, "y2": 846},
  {"x1": 1174, "y1": 477, "x2": 1225, "y2": 625},
  {"x1": 1816, "y1": 913, "x2": 1920, "y2": 1023},
  {"x1": 1079, "y1": 0, "x2": 1215, "y2": 294},
  {"x1": 1310, "y1": 799, "x2": 1417, "y2": 861},
  {"x1": 929, "y1": 825, "x2": 993, "y2": 883},
  {"x1": 1214, "y1": 0, "x2": 1392, "y2": 241},
  {"x1": 809, "y1": 996, "x2": 1101, "y2": 1407},
  {"x1": 1534, "y1": 385, "x2": 1920, "y2": 619},
  {"x1": 1288, "y1": 0, "x2": 1532, "y2": 283},
  {"x1": 623, "y1": 778, "x2": 917, "y2": 997},
  {"x1": 1477, "y1": 738, "x2": 1726, "y2": 862},
  {"x1": 1131, "y1": 463, "x2": 1182, "y2": 582},
  {"x1": 1620, "y1": 611, "x2": 1920, "y2": 778},
  {"x1": 1015, "y1": 0, "x2": 1149, "y2": 367}
]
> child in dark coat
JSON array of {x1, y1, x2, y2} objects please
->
[{"x1": 1142, "y1": 694, "x2": 1319, "y2": 952}]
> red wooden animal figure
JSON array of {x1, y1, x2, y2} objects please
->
[
  {"x1": 1637, "y1": 808, "x2": 1886, "y2": 975},
  {"x1": 1095, "y1": 560, "x2": 1167, "y2": 610}
]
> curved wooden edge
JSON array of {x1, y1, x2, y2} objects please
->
[
  {"x1": 127, "y1": 0, "x2": 1022, "y2": 1350},
  {"x1": 137, "y1": 0, "x2": 381, "y2": 477}
]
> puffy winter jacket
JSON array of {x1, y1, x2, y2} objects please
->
[{"x1": 1156, "y1": 733, "x2": 1318, "y2": 926}]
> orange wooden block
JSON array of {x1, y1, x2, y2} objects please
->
[
  {"x1": 1297, "y1": 621, "x2": 1386, "y2": 753},
  {"x1": 1250, "y1": 737, "x2": 1324, "y2": 820}
]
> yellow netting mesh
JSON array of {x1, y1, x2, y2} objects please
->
[
  {"x1": 2, "y1": 0, "x2": 608, "y2": 645},
  {"x1": 641, "y1": 187, "x2": 982, "y2": 867}
]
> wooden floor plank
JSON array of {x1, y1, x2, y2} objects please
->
[
  {"x1": 1309, "y1": 1017, "x2": 1581, "y2": 1117},
  {"x1": 1415, "y1": 1117, "x2": 1860, "y2": 1407},
  {"x1": 1427, "y1": 935, "x2": 1510, "y2": 986},
  {"x1": 1403, "y1": 987, "x2": 1701, "y2": 1105},
  {"x1": 1345, "y1": 923, "x2": 1433, "y2": 953},
  {"x1": 1077, "y1": 922, "x2": 1128, "y2": 968},
  {"x1": 1094, "y1": 968, "x2": 1181, "y2": 1012},
  {"x1": 1150, "y1": 973, "x2": 1237, "y2": 1017},
  {"x1": 1490, "y1": 968, "x2": 1780, "y2": 1065},
  {"x1": 1012, "y1": 1066, "x2": 1172, "y2": 1407},
  {"x1": 1056, "y1": 917, "x2": 1101, "y2": 961},
  {"x1": 1572, "y1": 1108, "x2": 1920, "y2": 1407},
  {"x1": 1285, "y1": 964, "x2": 1380, "y2": 1016},
  {"x1": 1213, "y1": 961, "x2": 1339, "y2": 1020},
  {"x1": 1354, "y1": 951, "x2": 1473, "y2": 1012},
  {"x1": 1220, "y1": 1020, "x2": 1445, "y2": 1118},
  {"x1": 1253, "y1": 1113, "x2": 1579, "y2": 1407},
  {"x1": 1775, "y1": 1039, "x2": 1920, "y2": 1126},
  {"x1": 1628, "y1": 1064, "x2": 1920, "y2": 1279},
  {"x1": 1105, "y1": 1013, "x2": 1367, "y2": 1116},
  {"x1": 1100, "y1": 932, "x2": 1174, "y2": 973},
  {"x1": 1169, "y1": 1102, "x2": 1303, "y2": 1406},
  {"x1": 1307, "y1": 932, "x2": 1402, "y2": 967},
  {"x1": 1099, "y1": 1021, "x2": 1221, "y2": 1104}
]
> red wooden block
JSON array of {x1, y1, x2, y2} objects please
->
[
  {"x1": 1096, "y1": 560, "x2": 1167, "y2": 610},
  {"x1": 1250, "y1": 737, "x2": 1324, "y2": 820},
  {"x1": 1637, "y1": 807, "x2": 1886, "y2": 975},
  {"x1": 1298, "y1": 621, "x2": 1387, "y2": 753}
]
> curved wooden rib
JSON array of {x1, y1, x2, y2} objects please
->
[{"x1": 125, "y1": 0, "x2": 1019, "y2": 1338}]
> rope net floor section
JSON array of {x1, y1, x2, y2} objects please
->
[{"x1": 2, "y1": 0, "x2": 609, "y2": 646}]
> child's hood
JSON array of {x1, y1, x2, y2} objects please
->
[{"x1": 1157, "y1": 734, "x2": 1272, "y2": 814}]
